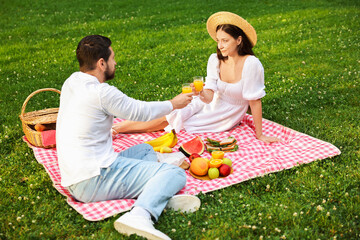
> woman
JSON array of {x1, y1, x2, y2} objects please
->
[{"x1": 113, "y1": 11, "x2": 280, "y2": 144}]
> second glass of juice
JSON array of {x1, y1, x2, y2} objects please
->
[
  {"x1": 193, "y1": 76, "x2": 204, "y2": 92},
  {"x1": 182, "y1": 83, "x2": 192, "y2": 94}
]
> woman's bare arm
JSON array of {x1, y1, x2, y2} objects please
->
[{"x1": 249, "y1": 99, "x2": 281, "y2": 143}]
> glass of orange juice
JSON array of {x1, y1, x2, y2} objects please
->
[
  {"x1": 193, "y1": 76, "x2": 204, "y2": 92},
  {"x1": 182, "y1": 83, "x2": 192, "y2": 94}
]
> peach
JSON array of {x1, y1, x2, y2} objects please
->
[{"x1": 190, "y1": 158, "x2": 209, "y2": 176}]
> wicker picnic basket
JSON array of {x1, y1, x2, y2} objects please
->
[{"x1": 19, "y1": 88, "x2": 61, "y2": 148}]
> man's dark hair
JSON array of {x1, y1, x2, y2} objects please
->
[
  {"x1": 76, "y1": 35, "x2": 112, "y2": 71},
  {"x1": 216, "y1": 24, "x2": 254, "y2": 61}
]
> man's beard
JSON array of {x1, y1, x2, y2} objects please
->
[{"x1": 104, "y1": 66, "x2": 115, "y2": 81}]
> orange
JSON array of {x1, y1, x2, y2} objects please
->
[
  {"x1": 208, "y1": 157, "x2": 214, "y2": 167},
  {"x1": 190, "y1": 158, "x2": 209, "y2": 176},
  {"x1": 209, "y1": 159, "x2": 223, "y2": 168},
  {"x1": 211, "y1": 151, "x2": 224, "y2": 159}
]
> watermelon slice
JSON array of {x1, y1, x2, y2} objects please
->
[{"x1": 179, "y1": 136, "x2": 205, "y2": 157}]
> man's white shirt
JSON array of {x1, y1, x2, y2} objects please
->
[{"x1": 57, "y1": 72, "x2": 173, "y2": 187}]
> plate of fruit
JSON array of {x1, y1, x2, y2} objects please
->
[{"x1": 188, "y1": 151, "x2": 233, "y2": 180}]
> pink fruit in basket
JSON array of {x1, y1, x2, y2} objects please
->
[{"x1": 219, "y1": 164, "x2": 231, "y2": 177}]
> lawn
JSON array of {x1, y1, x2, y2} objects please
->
[{"x1": 0, "y1": 0, "x2": 359, "y2": 239}]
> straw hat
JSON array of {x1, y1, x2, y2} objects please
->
[{"x1": 206, "y1": 11, "x2": 257, "y2": 47}]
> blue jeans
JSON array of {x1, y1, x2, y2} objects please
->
[{"x1": 67, "y1": 144, "x2": 187, "y2": 221}]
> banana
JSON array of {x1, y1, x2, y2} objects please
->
[
  {"x1": 153, "y1": 146, "x2": 162, "y2": 152},
  {"x1": 169, "y1": 132, "x2": 178, "y2": 148},
  {"x1": 152, "y1": 146, "x2": 173, "y2": 153},
  {"x1": 160, "y1": 146, "x2": 172, "y2": 153},
  {"x1": 145, "y1": 129, "x2": 177, "y2": 148}
]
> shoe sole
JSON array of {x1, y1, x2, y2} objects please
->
[
  {"x1": 114, "y1": 220, "x2": 170, "y2": 240},
  {"x1": 166, "y1": 195, "x2": 201, "y2": 213}
]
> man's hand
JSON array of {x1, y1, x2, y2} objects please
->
[
  {"x1": 170, "y1": 93, "x2": 193, "y2": 110},
  {"x1": 111, "y1": 126, "x2": 118, "y2": 138}
]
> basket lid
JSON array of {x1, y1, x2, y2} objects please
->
[{"x1": 21, "y1": 108, "x2": 59, "y2": 125}]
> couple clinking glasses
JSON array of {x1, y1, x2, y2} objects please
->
[{"x1": 56, "y1": 11, "x2": 280, "y2": 240}]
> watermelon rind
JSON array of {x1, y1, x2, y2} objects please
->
[
  {"x1": 179, "y1": 146, "x2": 190, "y2": 157},
  {"x1": 179, "y1": 136, "x2": 205, "y2": 157}
]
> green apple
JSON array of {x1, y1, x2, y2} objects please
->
[
  {"x1": 222, "y1": 158, "x2": 232, "y2": 167},
  {"x1": 208, "y1": 168, "x2": 219, "y2": 179}
]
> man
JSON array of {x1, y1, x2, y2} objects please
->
[{"x1": 57, "y1": 35, "x2": 200, "y2": 240}]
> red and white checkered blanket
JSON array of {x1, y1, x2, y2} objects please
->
[{"x1": 24, "y1": 114, "x2": 340, "y2": 221}]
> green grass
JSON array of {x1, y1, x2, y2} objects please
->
[{"x1": 1, "y1": 0, "x2": 359, "y2": 239}]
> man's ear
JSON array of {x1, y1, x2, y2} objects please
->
[{"x1": 97, "y1": 58, "x2": 106, "y2": 70}]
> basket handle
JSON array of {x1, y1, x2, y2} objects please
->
[{"x1": 20, "y1": 88, "x2": 61, "y2": 118}]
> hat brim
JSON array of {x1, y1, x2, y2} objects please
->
[{"x1": 206, "y1": 11, "x2": 257, "y2": 47}]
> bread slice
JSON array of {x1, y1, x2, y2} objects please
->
[
  {"x1": 220, "y1": 145, "x2": 236, "y2": 151},
  {"x1": 206, "y1": 143, "x2": 236, "y2": 152},
  {"x1": 220, "y1": 137, "x2": 236, "y2": 146},
  {"x1": 206, "y1": 144, "x2": 221, "y2": 151},
  {"x1": 206, "y1": 136, "x2": 238, "y2": 152},
  {"x1": 224, "y1": 141, "x2": 237, "y2": 148}
]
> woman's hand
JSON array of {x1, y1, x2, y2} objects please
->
[
  {"x1": 257, "y1": 134, "x2": 281, "y2": 144},
  {"x1": 191, "y1": 83, "x2": 205, "y2": 96},
  {"x1": 190, "y1": 83, "x2": 200, "y2": 96},
  {"x1": 249, "y1": 99, "x2": 281, "y2": 144}
]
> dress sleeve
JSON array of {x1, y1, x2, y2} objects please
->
[
  {"x1": 204, "y1": 53, "x2": 219, "y2": 92},
  {"x1": 242, "y1": 56, "x2": 266, "y2": 100},
  {"x1": 99, "y1": 84, "x2": 173, "y2": 121}
]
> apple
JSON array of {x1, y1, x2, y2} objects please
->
[
  {"x1": 208, "y1": 168, "x2": 219, "y2": 179},
  {"x1": 189, "y1": 153, "x2": 201, "y2": 162},
  {"x1": 219, "y1": 164, "x2": 231, "y2": 177},
  {"x1": 222, "y1": 158, "x2": 232, "y2": 167}
]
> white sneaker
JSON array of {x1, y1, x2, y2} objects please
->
[
  {"x1": 114, "y1": 212, "x2": 171, "y2": 240},
  {"x1": 166, "y1": 194, "x2": 201, "y2": 213}
]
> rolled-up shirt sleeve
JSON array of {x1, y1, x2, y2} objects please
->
[
  {"x1": 99, "y1": 84, "x2": 173, "y2": 121},
  {"x1": 204, "y1": 53, "x2": 219, "y2": 92},
  {"x1": 242, "y1": 57, "x2": 266, "y2": 100}
]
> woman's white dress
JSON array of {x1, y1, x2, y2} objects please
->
[{"x1": 165, "y1": 53, "x2": 266, "y2": 133}]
